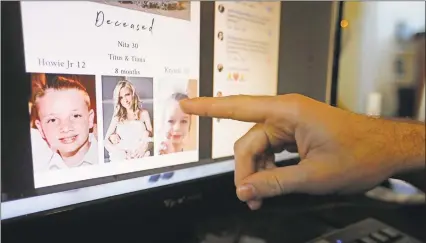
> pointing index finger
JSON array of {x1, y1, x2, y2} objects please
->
[{"x1": 180, "y1": 95, "x2": 274, "y2": 123}]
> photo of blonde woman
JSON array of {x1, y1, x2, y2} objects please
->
[
  {"x1": 102, "y1": 77, "x2": 154, "y2": 162},
  {"x1": 155, "y1": 79, "x2": 197, "y2": 156}
]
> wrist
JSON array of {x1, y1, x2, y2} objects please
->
[{"x1": 386, "y1": 120, "x2": 425, "y2": 175}]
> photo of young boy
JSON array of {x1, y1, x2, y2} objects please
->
[{"x1": 30, "y1": 73, "x2": 99, "y2": 173}]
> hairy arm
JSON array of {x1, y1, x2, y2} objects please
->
[
  {"x1": 382, "y1": 116, "x2": 425, "y2": 125},
  {"x1": 387, "y1": 120, "x2": 425, "y2": 174},
  {"x1": 347, "y1": 114, "x2": 425, "y2": 177}
]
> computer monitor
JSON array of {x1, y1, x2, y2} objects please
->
[{"x1": 1, "y1": 1, "x2": 340, "y2": 220}]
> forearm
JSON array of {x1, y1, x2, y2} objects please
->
[
  {"x1": 386, "y1": 120, "x2": 425, "y2": 174},
  {"x1": 382, "y1": 116, "x2": 425, "y2": 125}
]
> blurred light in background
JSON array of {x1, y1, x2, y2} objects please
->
[{"x1": 340, "y1": 19, "x2": 349, "y2": 28}]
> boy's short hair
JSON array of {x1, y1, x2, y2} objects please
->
[{"x1": 33, "y1": 75, "x2": 91, "y2": 117}]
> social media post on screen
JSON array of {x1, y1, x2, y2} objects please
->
[{"x1": 212, "y1": 1, "x2": 281, "y2": 159}]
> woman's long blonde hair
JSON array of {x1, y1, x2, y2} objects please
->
[{"x1": 112, "y1": 80, "x2": 141, "y2": 122}]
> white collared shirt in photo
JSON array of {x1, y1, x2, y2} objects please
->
[{"x1": 31, "y1": 128, "x2": 100, "y2": 173}]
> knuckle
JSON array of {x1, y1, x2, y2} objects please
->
[
  {"x1": 268, "y1": 174, "x2": 285, "y2": 195},
  {"x1": 203, "y1": 110, "x2": 211, "y2": 117},
  {"x1": 285, "y1": 93, "x2": 303, "y2": 100},
  {"x1": 233, "y1": 138, "x2": 245, "y2": 154},
  {"x1": 225, "y1": 106, "x2": 236, "y2": 119}
]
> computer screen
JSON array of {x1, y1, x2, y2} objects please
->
[
  {"x1": 1, "y1": 1, "x2": 338, "y2": 220},
  {"x1": 22, "y1": 1, "x2": 200, "y2": 188}
]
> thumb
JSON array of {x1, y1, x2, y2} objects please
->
[{"x1": 236, "y1": 164, "x2": 310, "y2": 201}]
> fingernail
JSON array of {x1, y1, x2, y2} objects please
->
[
  {"x1": 247, "y1": 200, "x2": 262, "y2": 211},
  {"x1": 237, "y1": 184, "x2": 256, "y2": 201},
  {"x1": 179, "y1": 99, "x2": 190, "y2": 106}
]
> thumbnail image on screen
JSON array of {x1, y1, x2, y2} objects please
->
[
  {"x1": 153, "y1": 78, "x2": 198, "y2": 156},
  {"x1": 29, "y1": 73, "x2": 100, "y2": 173},
  {"x1": 101, "y1": 76, "x2": 155, "y2": 162}
]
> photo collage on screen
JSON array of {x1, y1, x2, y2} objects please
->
[{"x1": 21, "y1": 1, "x2": 200, "y2": 188}]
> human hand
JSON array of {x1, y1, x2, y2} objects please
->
[
  {"x1": 180, "y1": 94, "x2": 422, "y2": 210},
  {"x1": 158, "y1": 133, "x2": 180, "y2": 155},
  {"x1": 131, "y1": 141, "x2": 150, "y2": 159},
  {"x1": 125, "y1": 150, "x2": 133, "y2": 160},
  {"x1": 109, "y1": 133, "x2": 121, "y2": 145},
  {"x1": 158, "y1": 141, "x2": 170, "y2": 155}
]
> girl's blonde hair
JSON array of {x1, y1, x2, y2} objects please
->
[
  {"x1": 162, "y1": 92, "x2": 192, "y2": 129},
  {"x1": 112, "y1": 80, "x2": 141, "y2": 122}
]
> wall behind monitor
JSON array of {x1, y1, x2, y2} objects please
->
[
  {"x1": 337, "y1": 2, "x2": 425, "y2": 115},
  {"x1": 278, "y1": 2, "x2": 338, "y2": 104}
]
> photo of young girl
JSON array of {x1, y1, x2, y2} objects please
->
[
  {"x1": 29, "y1": 73, "x2": 99, "y2": 173},
  {"x1": 158, "y1": 92, "x2": 191, "y2": 155},
  {"x1": 155, "y1": 79, "x2": 198, "y2": 156},
  {"x1": 102, "y1": 76, "x2": 154, "y2": 162}
]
